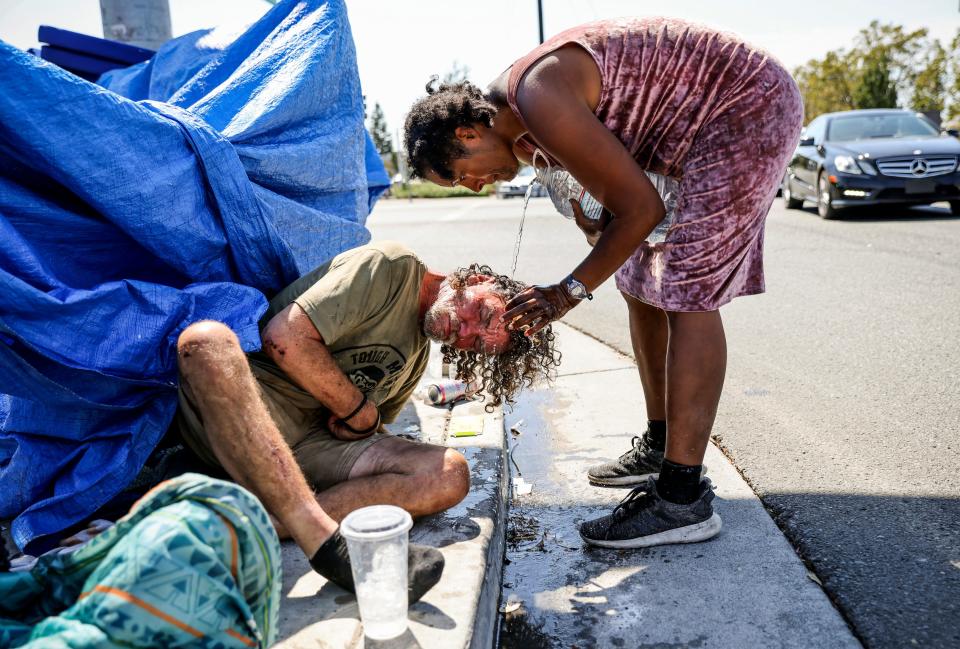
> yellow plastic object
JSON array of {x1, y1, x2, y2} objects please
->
[{"x1": 449, "y1": 415, "x2": 485, "y2": 437}]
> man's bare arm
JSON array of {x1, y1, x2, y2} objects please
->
[{"x1": 261, "y1": 303, "x2": 379, "y2": 438}]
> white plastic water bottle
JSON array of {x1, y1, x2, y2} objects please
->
[
  {"x1": 542, "y1": 170, "x2": 607, "y2": 221},
  {"x1": 532, "y1": 149, "x2": 678, "y2": 243}
]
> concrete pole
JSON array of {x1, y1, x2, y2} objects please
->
[{"x1": 100, "y1": 0, "x2": 172, "y2": 50}]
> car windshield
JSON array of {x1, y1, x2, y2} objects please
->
[{"x1": 826, "y1": 114, "x2": 939, "y2": 141}]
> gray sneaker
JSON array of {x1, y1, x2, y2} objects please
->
[
  {"x1": 587, "y1": 432, "x2": 664, "y2": 486},
  {"x1": 579, "y1": 476, "x2": 722, "y2": 549}
]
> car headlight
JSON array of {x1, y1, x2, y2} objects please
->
[{"x1": 834, "y1": 155, "x2": 862, "y2": 175}]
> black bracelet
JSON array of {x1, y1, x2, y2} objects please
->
[
  {"x1": 340, "y1": 393, "x2": 367, "y2": 423},
  {"x1": 337, "y1": 405, "x2": 381, "y2": 436}
]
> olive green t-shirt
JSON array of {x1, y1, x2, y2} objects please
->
[{"x1": 248, "y1": 241, "x2": 429, "y2": 424}]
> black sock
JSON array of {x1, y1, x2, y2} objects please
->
[
  {"x1": 656, "y1": 459, "x2": 702, "y2": 504},
  {"x1": 645, "y1": 420, "x2": 666, "y2": 452},
  {"x1": 309, "y1": 530, "x2": 355, "y2": 593},
  {"x1": 309, "y1": 530, "x2": 446, "y2": 603}
]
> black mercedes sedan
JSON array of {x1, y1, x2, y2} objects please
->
[{"x1": 782, "y1": 109, "x2": 960, "y2": 219}]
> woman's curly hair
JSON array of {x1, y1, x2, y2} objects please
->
[
  {"x1": 441, "y1": 264, "x2": 561, "y2": 412},
  {"x1": 403, "y1": 77, "x2": 497, "y2": 180}
]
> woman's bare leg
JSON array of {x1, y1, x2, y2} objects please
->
[
  {"x1": 622, "y1": 292, "x2": 669, "y2": 420},
  {"x1": 664, "y1": 310, "x2": 727, "y2": 465}
]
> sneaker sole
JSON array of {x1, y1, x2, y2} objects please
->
[
  {"x1": 587, "y1": 466, "x2": 708, "y2": 487},
  {"x1": 580, "y1": 512, "x2": 722, "y2": 549},
  {"x1": 588, "y1": 472, "x2": 657, "y2": 487}
]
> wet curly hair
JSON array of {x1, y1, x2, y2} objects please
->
[
  {"x1": 403, "y1": 77, "x2": 497, "y2": 181},
  {"x1": 440, "y1": 264, "x2": 561, "y2": 412}
]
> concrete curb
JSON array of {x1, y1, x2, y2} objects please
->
[
  {"x1": 274, "y1": 350, "x2": 507, "y2": 648},
  {"x1": 446, "y1": 402, "x2": 508, "y2": 649}
]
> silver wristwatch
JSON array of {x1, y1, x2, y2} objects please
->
[{"x1": 563, "y1": 274, "x2": 593, "y2": 301}]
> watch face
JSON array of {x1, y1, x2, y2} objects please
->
[{"x1": 566, "y1": 278, "x2": 587, "y2": 299}]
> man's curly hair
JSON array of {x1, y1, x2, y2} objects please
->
[
  {"x1": 404, "y1": 77, "x2": 497, "y2": 181},
  {"x1": 440, "y1": 264, "x2": 561, "y2": 412}
]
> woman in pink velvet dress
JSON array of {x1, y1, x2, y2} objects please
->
[{"x1": 403, "y1": 17, "x2": 803, "y2": 548}]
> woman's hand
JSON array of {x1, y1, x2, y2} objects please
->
[
  {"x1": 502, "y1": 282, "x2": 579, "y2": 336},
  {"x1": 327, "y1": 398, "x2": 380, "y2": 441},
  {"x1": 571, "y1": 198, "x2": 612, "y2": 247}
]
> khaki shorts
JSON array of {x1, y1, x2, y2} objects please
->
[{"x1": 175, "y1": 362, "x2": 386, "y2": 492}]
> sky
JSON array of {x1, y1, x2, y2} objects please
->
[{"x1": 2, "y1": 0, "x2": 956, "y2": 146}]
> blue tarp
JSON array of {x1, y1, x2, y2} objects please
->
[{"x1": 0, "y1": 0, "x2": 389, "y2": 553}]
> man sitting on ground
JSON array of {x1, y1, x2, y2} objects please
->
[{"x1": 174, "y1": 241, "x2": 559, "y2": 600}]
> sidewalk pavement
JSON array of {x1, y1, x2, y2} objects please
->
[
  {"x1": 499, "y1": 323, "x2": 863, "y2": 648},
  {"x1": 274, "y1": 344, "x2": 507, "y2": 648},
  {"x1": 271, "y1": 323, "x2": 863, "y2": 648}
]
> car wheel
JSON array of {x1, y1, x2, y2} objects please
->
[
  {"x1": 950, "y1": 201, "x2": 960, "y2": 216},
  {"x1": 783, "y1": 175, "x2": 803, "y2": 209},
  {"x1": 817, "y1": 172, "x2": 840, "y2": 220}
]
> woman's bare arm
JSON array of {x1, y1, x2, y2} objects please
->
[{"x1": 515, "y1": 46, "x2": 666, "y2": 292}]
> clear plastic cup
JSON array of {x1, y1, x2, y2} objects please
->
[{"x1": 340, "y1": 505, "x2": 413, "y2": 640}]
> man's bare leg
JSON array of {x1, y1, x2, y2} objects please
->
[
  {"x1": 273, "y1": 439, "x2": 470, "y2": 539},
  {"x1": 320, "y1": 438, "x2": 470, "y2": 520},
  {"x1": 178, "y1": 322, "x2": 445, "y2": 600},
  {"x1": 177, "y1": 321, "x2": 337, "y2": 557}
]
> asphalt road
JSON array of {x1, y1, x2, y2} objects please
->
[{"x1": 367, "y1": 194, "x2": 960, "y2": 649}]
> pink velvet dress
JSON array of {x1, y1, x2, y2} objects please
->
[{"x1": 506, "y1": 17, "x2": 804, "y2": 311}]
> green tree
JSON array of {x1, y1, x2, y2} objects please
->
[
  {"x1": 793, "y1": 21, "x2": 933, "y2": 122},
  {"x1": 853, "y1": 55, "x2": 898, "y2": 108},
  {"x1": 911, "y1": 40, "x2": 946, "y2": 113},
  {"x1": 367, "y1": 102, "x2": 398, "y2": 176},
  {"x1": 946, "y1": 30, "x2": 960, "y2": 122},
  {"x1": 853, "y1": 21, "x2": 927, "y2": 104},
  {"x1": 794, "y1": 49, "x2": 856, "y2": 119}
]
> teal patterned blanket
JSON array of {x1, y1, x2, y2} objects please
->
[{"x1": 0, "y1": 474, "x2": 281, "y2": 648}]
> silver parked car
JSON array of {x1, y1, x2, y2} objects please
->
[{"x1": 496, "y1": 166, "x2": 547, "y2": 198}]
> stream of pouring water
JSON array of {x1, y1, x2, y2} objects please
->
[
  {"x1": 509, "y1": 180, "x2": 538, "y2": 278},
  {"x1": 510, "y1": 150, "x2": 553, "y2": 279}
]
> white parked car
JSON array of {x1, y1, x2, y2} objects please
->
[{"x1": 496, "y1": 166, "x2": 547, "y2": 198}]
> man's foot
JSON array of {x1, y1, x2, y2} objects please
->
[
  {"x1": 587, "y1": 432, "x2": 664, "y2": 486},
  {"x1": 309, "y1": 530, "x2": 445, "y2": 603},
  {"x1": 579, "y1": 476, "x2": 722, "y2": 549}
]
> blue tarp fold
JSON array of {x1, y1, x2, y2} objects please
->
[{"x1": 0, "y1": 0, "x2": 388, "y2": 552}]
